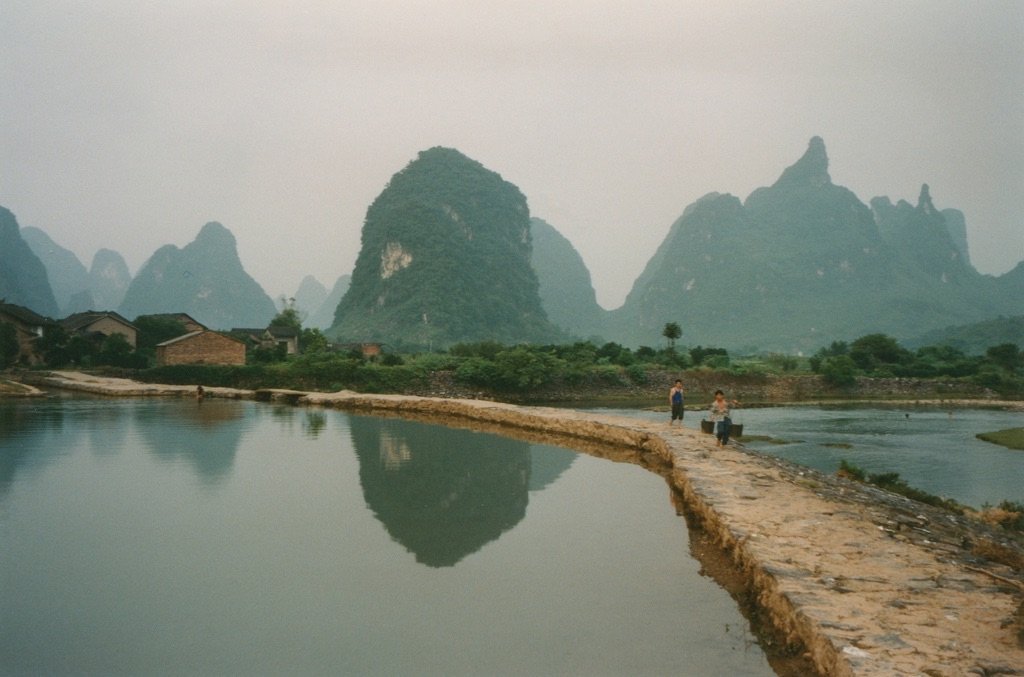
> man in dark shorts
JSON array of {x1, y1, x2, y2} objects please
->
[{"x1": 669, "y1": 379, "x2": 685, "y2": 426}]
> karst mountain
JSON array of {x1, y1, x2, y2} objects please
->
[
  {"x1": 4, "y1": 137, "x2": 1020, "y2": 352},
  {"x1": 330, "y1": 147, "x2": 561, "y2": 347},
  {"x1": 119, "y1": 221, "x2": 276, "y2": 329},
  {"x1": 608, "y1": 137, "x2": 1023, "y2": 351},
  {"x1": 0, "y1": 207, "x2": 59, "y2": 317}
]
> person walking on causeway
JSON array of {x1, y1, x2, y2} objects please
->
[
  {"x1": 669, "y1": 379, "x2": 685, "y2": 426},
  {"x1": 708, "y1": 389, "x2": 739, "y2": 447}
]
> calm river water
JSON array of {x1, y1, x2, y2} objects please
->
[
  {"x1": 591, "y1": 404, "x2": 1024, "y2": 508},
  {"x1": 1, "y1": 396, "x2": 775, "y2": 676}
]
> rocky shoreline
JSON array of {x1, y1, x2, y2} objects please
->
[{"x1": 9, "y1": 371, "x2": 1024, "y2": 675}]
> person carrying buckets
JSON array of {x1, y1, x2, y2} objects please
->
[{"x1": 708, "y1": 389, "x2": 739, "y2": 447}]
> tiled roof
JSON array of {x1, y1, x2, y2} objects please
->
[
  {"x1": 156, "y1": 330, "x2": 206, "y2": 347},
  {"x1": 156, "y1": 330, "x2": 245, "y2": 347},
  {"x1": 136, "y1": 313, "x2": 207, "y2": 329},
  {"x1": 60, "y1": 311, "x2": 136, "y2": 332},
  {"x1": 266, "y1": 326, "x2": 298, "y2": 338},
  {"x1": 0, "y1": 302, "x2": 54, "y2": 326}
]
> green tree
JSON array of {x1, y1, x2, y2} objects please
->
[
  {"x1": 96, "y1": 333, "x2": 141, "y2": 367},
  {"x1": 821, "y1": 355, "x2": 858, "y2": 387},
  {"x1": 849, "y1": 334, "x2": 911, "y2": 371},
  {"x1": 690, "y1": 345, "x2": 728, "y2": 366},
  {"x1": 270, "y1": 304, "x2": 302, "y2": 332},
  {"x1": 986, "y1": 343, "x2": 1021, "y2": 371},
  {"x1": 299, "y1": 327, "x2": 330, "y2": 354},
  {"x1": 911, "y1": 345, "x2": 979, "y2": 377},
  {"x1": 493, "y1": 346, "x2": 562, "y2": 390},
  {"x1": 596, "y1": 341, "x2": 634, "y2": 366},
  {"x1": 765, "y1": 353, "x2": 798, "y2": 372},
  {"x1": 450, "y1": 341, "x2": 504, "y2": 360},
  {"x1": 810, "y1": 341, "x2": 849, "y2": 372},
  {"x1": 662, "y1": 322, "x2": 682, "y2": 351},
  {"x1": 36, "y1": 325, "x2": 72, "y2": 367},
  {"x1": 133, "y1": 316, "x2": 188, "y2": 351},
  {"x1": 0, "y1": 322, "x2": 19, "y2": 368},
  {"x1": 635, "y1": 346, "x2": 657, "y2": 361}
]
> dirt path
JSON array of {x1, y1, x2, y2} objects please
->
[{"x1": 17, "y1": 372, "x2": 1024, "y2": 675}]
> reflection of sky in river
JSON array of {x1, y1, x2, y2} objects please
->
[{"x1": 588, "y1": 405, "x2": 1023, "y2": 508}]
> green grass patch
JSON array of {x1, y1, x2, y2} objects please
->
[
  {"x1": 976, "y1": 427, "x2": 1024, "y2": 451},
  {"x1": 837, "y1": 459, "x2": 965, "y2": 513}
]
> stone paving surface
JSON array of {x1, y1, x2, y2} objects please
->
[{"x1": 19, "y1": 373, "x2": 1024, "y2": 676}]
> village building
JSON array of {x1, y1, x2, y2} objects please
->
[
  {"x1": 231, "y1": 326, "x2": 299, "y2": 355},
  {"x1": 60, "y1": 311, "x2": 138, "y2": 348},
  {"x1": 155, "y1": 330, "x2": 246, "y2": 366},
  {"x1": 0, "y1": 302, "x2": 54, "y2": 365},
  {"x1": 136, "y1": 313, "x2": 207, "y2": 333}
]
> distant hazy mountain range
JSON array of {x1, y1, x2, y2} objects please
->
[
  {"x1": 2, "y1": 137, "x2": 1020, "y2": 353},
  {"x1": 276, "y1": 274, "x2": 352, "y2": 331},
  {"x1": 905, "y1": 315, "x2": 1024, "y2": 354},
  {"x1": 118, "y1": 222, "x2": 277, "y2": 330},
  {"x1": 604, "y1": 137, "x2": 1023, "y2": 351},
  {"x1": 0, "y1": 207, "x2": 59, "y2": 317},
  {"x1": 529, "y1": 217, "x2": 606, "y2": 341}
]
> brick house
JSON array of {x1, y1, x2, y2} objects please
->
[
  {"x1": 155, "y1": 330, "x2": 246, "y2": 366},
  {"x1": 0, "y1": 302, "x2": 54, "y2": 365},
  {"x1": 60, "y1": 311, "x2": 138, "y2": 348}
]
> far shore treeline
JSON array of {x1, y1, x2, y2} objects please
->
[{"x1": 5, "y1": 303, "x2": 1019, "y2": 401}]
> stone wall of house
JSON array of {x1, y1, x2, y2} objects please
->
[{"x1": 157, "y1": 331, "x2": 245, "y2": 366}]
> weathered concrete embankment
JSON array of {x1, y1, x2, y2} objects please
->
[{"x1": 19, "y1": 372, "x2": 1024, "y2": 676}]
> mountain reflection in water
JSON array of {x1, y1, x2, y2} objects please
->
[
  {"x1": 0, "y1": 396, "x2": 777, "y2": 675},
  {"x1": 350, "y1": 414, "x2": 575, "y2": 567},
  {"x1": 136, "y1": 398, "x2": 246, "y2": 483}
]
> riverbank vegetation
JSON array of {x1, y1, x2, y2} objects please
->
[
  {"x1": 4, "y1": 307, "x2": 1020, "y2": 402},
  {"x1": 134, "y1": 328, "x2": 1021, "y2": 400},
  {"x1": 838, "y1": 460, "x2": 1024, "y2": 538},
  {"x1": 976, "y1": 427, "x2": 1024, "y2": 451},
  {"x1": 119, "y1": 334, "x2": 1019, "y2": 402},
  {"x1": 837, "y1": 459, "x2": 966, "y2": 513}
]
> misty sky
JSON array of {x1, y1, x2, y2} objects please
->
[{"x1": 2, "y1": 1, "x2": 1022, "y2": 310}]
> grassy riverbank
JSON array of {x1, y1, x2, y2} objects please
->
[
  {"x1": 977, "y1": 427, "x2": 1024, "y2": 450},
  {"x1": 113, "y1": 359, "x2": 1015, "y2": 407}
]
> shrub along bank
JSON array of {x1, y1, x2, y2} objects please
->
[{"x1": 128, "y1": 338, "x2": 1017, "y2": 405}]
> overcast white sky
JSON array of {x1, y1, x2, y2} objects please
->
[{"x1": 2, "y1": 0, "x2": 1022, "y2": 309}]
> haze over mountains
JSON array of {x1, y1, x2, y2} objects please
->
[{"x1": 2, "y1": 137, "x2": 1021, "y2": 352}]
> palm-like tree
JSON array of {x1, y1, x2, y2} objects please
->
[{"x1": 662, "y1": 322, "x2": 682, "y2": 351}]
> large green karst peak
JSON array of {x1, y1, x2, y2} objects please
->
[{"x1": 331, "y1": 147, "x2": 560, "y2": 347}]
